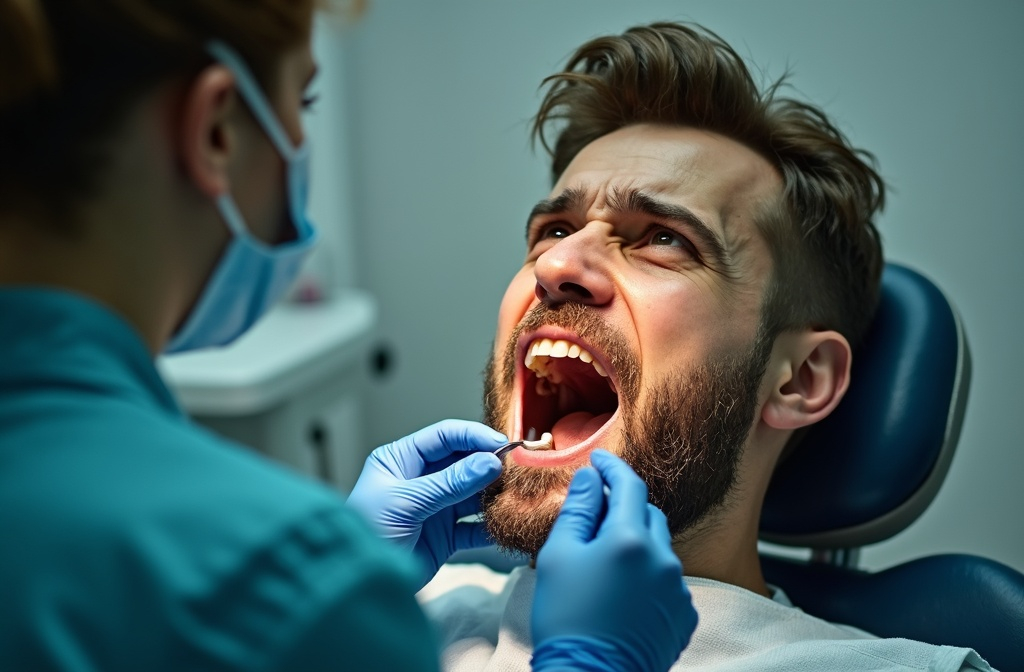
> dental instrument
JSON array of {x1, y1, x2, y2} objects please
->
[{"x1": 495, "y1": 432, "x2": 554, "y2": 460}]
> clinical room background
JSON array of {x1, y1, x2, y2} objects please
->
[{"x1": 222, "y1": 1, "x2": 1024, "y2": 576}]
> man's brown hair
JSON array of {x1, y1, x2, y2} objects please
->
[{"x1": 532, "y1": 22, "x2": 885, "y2": 345}]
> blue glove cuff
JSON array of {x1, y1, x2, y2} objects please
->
[{"x1": 531, "y1": 636, "x2": 642, "y2": 672}]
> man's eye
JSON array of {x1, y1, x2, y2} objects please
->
[
  {"x1": 651, "y1": 230, "x2": 682, "y2": 246},
  {"x1": 301, "y1": 93, "x2": 320, "y2": 111},
  {"x1": 541, "y1": 224, "x2": 572, "y2": 240},
  {"x1": 646, "y1": 228, "x2": 698, "y2": 258}
]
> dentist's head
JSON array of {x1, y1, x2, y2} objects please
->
[{"x1": 0, "y1": 0, "x2": 320, "y2": 352}]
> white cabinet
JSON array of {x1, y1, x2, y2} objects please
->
[{"x1": 159, "y1": 291, "x2": 377, "y2": 492}]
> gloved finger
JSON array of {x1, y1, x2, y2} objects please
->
[
  {"x1": 589, "y1": 449, "x2": 650, "y2": 533},
  {"x1": 404, "y1": 452, "x2": 503, "y2": 519},
  {"x1": 398, "y1": 420, "x2": 507, "y2": 476},
  {"x1": 545, "y1": 467, "x2": 605, "y2": 545},
  {"x1": 451, "y1": 521, "x2": 494, "y2": 552},
  {"x1": 453, "y1": 493, "x2": 484, "y2": 520},
  {"x1": 647, "y1": 503, "x2": 675, "y2": 552},
  {"x1": 417, "y1": 451, "x2": 463, "y2": 477}
]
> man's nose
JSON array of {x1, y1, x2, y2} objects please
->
[{"x1": 533, "y1": 225, "x2": 615, "y2": 307}]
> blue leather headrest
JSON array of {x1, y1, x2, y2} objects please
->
[
  {"x1": 760, "y1": 553, "x2": 1024, "y2": 672},
  {"x1": 760, "y1": 263, "x2": 970, "y2": 548}
]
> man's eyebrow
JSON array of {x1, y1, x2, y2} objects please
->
[
  {"x1": 524, "y1": 186, "x2": 732, "y2": 269},
  {"x1": 525, "y1": 186, "x2": 588, "y2": 238},
  {"x1": 610, "y1": 187, "x2": 731, "y2": 267}
]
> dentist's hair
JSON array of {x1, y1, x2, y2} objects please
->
[
  {"x1": 533, "y1": 22, "x2": 885, "y2": 347},
  {"x1": 0, "y1": 0, "x2": 315, "y2": 223}
]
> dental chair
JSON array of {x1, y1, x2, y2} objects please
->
[
  {"x1": 760, "y1": 262, "x2": 1024, "y2": 672},
  {"x1": 451, "y1": 263, "x2": 1024, "y2": 670}
]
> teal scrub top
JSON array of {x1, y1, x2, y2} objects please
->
[{"x1": 0, "y1": 288, "x2": 440, "y2": 671}]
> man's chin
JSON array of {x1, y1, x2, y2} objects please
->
[
  {"x1": 480, "y1": 466, "x2": 576, "y2": 558},
  {"x1": 482, "y1": 495, "x2": 562, "y2": 559}
]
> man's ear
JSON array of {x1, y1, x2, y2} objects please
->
[
  {"x1": 178, "y1": 65, "x2": 239, "y2": 198},
  {"x1": 762, "y1": 330, "x2": 851, "y2": 430}
]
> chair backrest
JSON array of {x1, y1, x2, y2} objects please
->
[
  {"x1": 760, "y1": 553, "x2": 1024, "y2": 672},
  {"x1": 759, "y1": 263, "x2": 1024, "y2": 671},
  {"x1": 761, "y1": 263, "x2": 970, "y2": 548}
]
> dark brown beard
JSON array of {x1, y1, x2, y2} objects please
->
[
  {"x1": 620, "y1": 332, "x2": 772, "y2": 538},
  {"x1": 480, "y1": 302, "x2": 772, "y2": 557}
]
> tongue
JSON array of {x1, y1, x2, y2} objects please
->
[{"x1": 550, "y1": 411, "x2": 614, "y2": 450}]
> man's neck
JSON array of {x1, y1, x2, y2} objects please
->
[{"x1": 671, "y1": 505, "x2": 770, "y2": 598}]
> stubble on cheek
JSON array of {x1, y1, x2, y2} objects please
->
[{"x1": 481, "y1": 348, "x2": 511, "y2": 436}]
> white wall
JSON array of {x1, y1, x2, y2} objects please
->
[
  {"x1": 303, "y1": 17, "x2": 361, "y2": 290},
  {"x1": 338, "y1": 0, "x2": 1024, "y2": 573}
]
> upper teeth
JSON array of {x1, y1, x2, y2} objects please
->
[{"x1": 525, "y1": 338, "x2": 608, "y2": 379}]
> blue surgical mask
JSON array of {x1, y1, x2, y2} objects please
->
[{"x1": 164, "y1": 40, "x2": 318, "y2": 353}]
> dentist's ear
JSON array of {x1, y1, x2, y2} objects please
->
[
  {"x1": 178, "y1": 65, "x2": 239, "y2": 198},
  {"x1": 761, "y1": 330, "x2": 851, "y2": 430}
]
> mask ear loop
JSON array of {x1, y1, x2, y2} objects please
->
[
  {"x1": 204, "y1": 40, "x2": 315, "y2": 247},
  {"x1": 206, "y1": 40, "x2": 299, "y2": 161}
]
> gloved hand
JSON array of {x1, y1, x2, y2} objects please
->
[
  {"x1": 531, "y1": 450, "x2": 697, "y2": 672},
  {"x1": 346, "y1": 420, "x2": 505, "y2": 589}
]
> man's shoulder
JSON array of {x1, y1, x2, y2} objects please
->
[
  {"x1": 418, "y1": 563, "x2": 524, "y2": 653},
  {"x1": 419, "y1": 562, "x2": 516, "y2": 602},
  {"x1": 679, "y1": 577, "x2": 992, "y2": 671},
  {"x1": 681, "y1": 637, "x2": 993, "y2": 672},
  {"x1": 421, "y1": 568, "x2": 993, "y2": 672}
]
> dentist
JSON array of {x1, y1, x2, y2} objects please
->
[{"x1": 0, "y1": 2, "x2": 695, "y2": 670}]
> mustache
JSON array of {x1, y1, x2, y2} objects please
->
[{"x1": 500, "y1": 302, "x2": 640, "y2": 405}]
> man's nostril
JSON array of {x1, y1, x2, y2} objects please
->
[{"x1": 559, "y1": 282, "x2": 592, "y2": 300}]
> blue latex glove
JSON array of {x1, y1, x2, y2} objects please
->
[
  {"x1": 347, "y1": 420, "x2": 505, "y2": 588},
  {"x1": 531, "y1": 450, "x2": 697, "y2": 672}
]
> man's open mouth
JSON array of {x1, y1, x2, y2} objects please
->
[{"x1": 511, "y1": 328, "x2": 621, "y2": 466}]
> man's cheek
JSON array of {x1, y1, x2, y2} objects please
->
[{"x1": 497, "y1": 272, "x2": 537, "y2": 327}]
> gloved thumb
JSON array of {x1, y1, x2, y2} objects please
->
[
  {"x1": 546, "y1": 467, "x2": 605, "y2": 545},
  {"x1": 406, "y1": 452, "x2": 502, "y2": 518}
]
